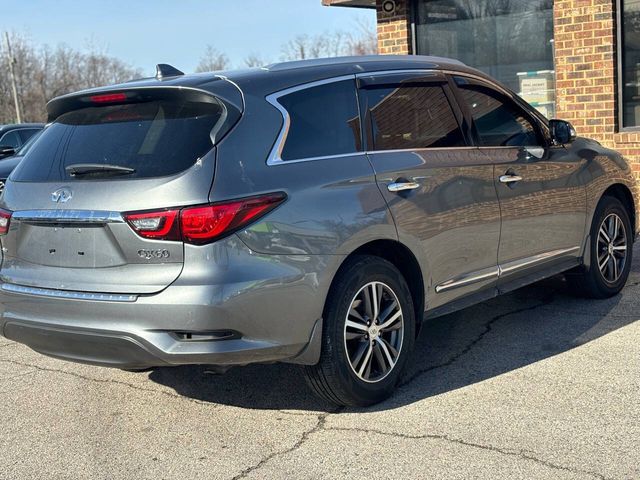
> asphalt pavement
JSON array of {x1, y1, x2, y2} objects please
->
[{"x1": 1, "y1": 248, "x2": 638, "y2": 479}]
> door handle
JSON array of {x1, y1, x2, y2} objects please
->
[
  {"x1": 499, "y1": 174, "x2": 523, "y2": 184},
  {"x1": 387, "y1": 181, "x2": 421, "y2": 192}
]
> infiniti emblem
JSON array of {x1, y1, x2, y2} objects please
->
[{"x1": 51, "y1": 187, "x2": 73, "y2": 203}]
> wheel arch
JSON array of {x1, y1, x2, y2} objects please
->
[
  {"x1": 336, "y1": 239, "x2": 425, "y2": 334},
  {"x1": 601, "y1": 183, "x2": 636, "y2": 236}
]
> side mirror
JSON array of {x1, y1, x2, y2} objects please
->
[{"x1": 549, "y1": 119, "x2": 577, "y2": 146}]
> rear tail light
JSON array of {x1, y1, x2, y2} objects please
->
[
  {"x1": 0, "y1": 209, "x2": 11, "y2": 235},
  {"x1": 124, "y1": 210, "x2": 180, "y2": 241},
  {"x1": 124, "y1": 192, "x2": 286, "y2": 245}
]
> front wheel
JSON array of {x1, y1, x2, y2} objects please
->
[
  {"x1": 304, "y1": 255, "x2": 416, "y2": 407},
  {"x1": 570, "y1": 196, "x2": 633, "y2": 298}
]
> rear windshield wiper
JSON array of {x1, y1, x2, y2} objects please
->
[{"x1": 65, "y1": 163, "x2": 136, "y2": 177}]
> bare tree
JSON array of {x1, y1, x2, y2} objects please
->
[
  {"x1": 195, "y1": 46, "x2": 230, "y2": 73},
  {"x1": 0, "y1": 31, "x2": 141, "y2": 123},
  {"x1": 280, "y1": 17, "x2": 377, "y2": 61},
  {"x1": 244, "y1": 53, "x2": 268, "y2": 68},
  {"x1": 345, "y1": 17, "x2": 377, "y2": 56}
]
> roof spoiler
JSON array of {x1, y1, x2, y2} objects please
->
[{"x1": 46, "y1": 86, "x2": 222, "y2": 121}]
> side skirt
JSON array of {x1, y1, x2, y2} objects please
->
[{"x1": 426, "y1": 257, "x2": 582, "y2": 321}]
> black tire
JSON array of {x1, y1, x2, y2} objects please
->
[
  {"x1": 304, "y1": 255, "x2": 416, "y2": 407},
  {"x1": 569, "y1": 195, "x2": 633, "y2": 298}
]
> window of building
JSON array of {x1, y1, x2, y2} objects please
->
[
  {"x1": 619, "y1": 0, "x2": 640, "y2": 129},
  {"x1": 362, "y1": 83, "x2": 465, "y2": 150},
  {"x1": 278, "y1": 79, "x2": 361, "y2": 160},
  {"x1": 455, "y1": 77, "x2": 541, "y2": 147},
  {"x1": 414, "y1": 0, "x2": 555, "y2": 118}
]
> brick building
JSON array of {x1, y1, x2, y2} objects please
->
[{"x1": 324, "y1": 0, "x2": 640, "y2": 179}]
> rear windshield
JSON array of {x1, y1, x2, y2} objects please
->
[{"x1": 12, "y1": 100, "x2": 224, "y2": 181}]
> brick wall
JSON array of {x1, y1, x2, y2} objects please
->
[
  {"x1": 555, "y1": 1, "x2": 640, "y2": 178},
  {"x1": 376, "y1": 0, "x2": 412, "y2": 54}
]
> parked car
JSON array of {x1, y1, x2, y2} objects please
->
[
  {"x1": 0, "y1": 130, "x2": 43, "y2": 195},
  {"x1": 0, "y1": 56, "x2": 637, "y2": 406},
  {"x1": 0, "y1": 123, "x2": 44, "y2": 159}
]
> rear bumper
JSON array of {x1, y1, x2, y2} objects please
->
[
  {"x1": 0, "y1": 238, "x2": 341, "y2": 369},
  {"x1": 1, "y1": 319, "x2": 310, "y2": 370}
]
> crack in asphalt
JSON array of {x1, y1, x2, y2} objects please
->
[
  {"x1": 325, "y1": 426, "x2": 611, "y2": 480},
  {"x1": 230, "y1": 407, "x2": 344, "y2": 480},
  {"x1": 0, "y1": 358, "x2": 220, "y2": 408},
  {"x1": 228, "y1": 294, "x2": 562, "y2": 479},
  {"x1": 400, "y1": 294, "x2": 557, "y2": 387}
]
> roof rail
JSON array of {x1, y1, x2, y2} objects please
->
[{"x1": 155, "y1": 64, "x2": 184, "y2": 80}]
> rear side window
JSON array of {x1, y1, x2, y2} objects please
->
[
  {"x1": 278, "y1": 79, "x2": 361, "y2": 161},
  {"x1": 362, "y1": 83, "x2": 465, "y2": 150},
  {"x1": 454, "y1": 77, "x2": 541, "y2": 147},
  {"x1": 13, "y1": 100, "x2": 224, "y2": 182},
  {"x1": 17, "y1": 129, "x2": 41, "y2": 143},
  {"x1": 0, "y1": 131, "x2": 21, "y2": 149}
]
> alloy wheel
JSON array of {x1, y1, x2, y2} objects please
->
[
  {"x1": 343, "y1": 281, "x2": 404, "y2": 383},
  {"x1": 597, "y1": 213, "x2": 628, "y2": 284}
]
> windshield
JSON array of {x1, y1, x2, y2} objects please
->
[{"x1": 12, "y1": 99, "x2": 225, "y2": 181}]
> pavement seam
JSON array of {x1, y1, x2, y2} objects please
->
[
  {"x1": 230, "y1": 407, "x2": 344, "y2": 480},
  {"x1": 0, "y1": 358, "x2": 220, "y2": 408},
  {"x1": 326, "y1": 426, "x2": 611, "y2": 480},
  {"x1": 400, "y1": 295, "x2": 556, "y2": 387}
]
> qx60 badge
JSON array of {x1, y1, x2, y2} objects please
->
[{"x1": 51, "y1": 187, "x2": 73, "y2": 203}]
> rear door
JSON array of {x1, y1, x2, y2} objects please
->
[
  {"x1": 358, "y1": 71, "x2": 501, "y2": 310},
  {"x1": 451, "y1": 75, "x2": 586, "y2": 284},
  {"x1": 0, "y1": 87, "x2": 239, "y2": 294}
]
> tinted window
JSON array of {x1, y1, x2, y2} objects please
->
[
  {"x1": 17, "y1": 128, "x2": 41, "y2": 143},
  {"x1": 279, "y1": 79, "x2": 361, "y2": 160},
  {"x1": 455, "y1": 77, "x2": 540, "y2": 147},
  {"x1": 13, "y1": 100, "x2": 224, "y2": 182},
  {"x1": 0, "y1": 131, "x2": 21, "y2": 149},
  {"x1": 16, "y1": 130, "x2": 42, "y2": 157},
  {"x1": 621, "y1": 0, "x2": 640, "y2": 127},
  {"x1": 363, "y1": 83, "x2": 465, "y2": 150},
  {"x1": 415, "y1": 0, "x2": 555, "y2": 119}
]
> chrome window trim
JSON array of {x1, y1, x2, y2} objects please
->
[
  {"x1": 366, "y1": 146, "x2": 479, "y2": 156},
  {"x1": 435, "y1": 246, "x2": 581, "y2": 293},
  {"x1": 266, "y1": 74, "x2": 358, "y2": 166},
  {"x1": 1, "y1": 283, "x2": 138, "y2": 302},
  {"x1": 265, "y1": 68, "x2": 516, "y2": 166},
  {"x1": 12, "y1": 210, "x2": 125, "y2": 224}
]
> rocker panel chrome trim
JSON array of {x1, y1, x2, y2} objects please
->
[{"x1": 435, "y1": 246, "x2": 581, "y2": 293}]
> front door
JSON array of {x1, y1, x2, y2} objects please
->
[
  {"x1": 358, "y1": 72, "x2": 502, "y2": 310},
  {"x1": 452, "y1": 75, "x2": 586, "y2": 286}
]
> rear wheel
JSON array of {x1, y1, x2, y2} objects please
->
[
  {"x1": 570, "y1": 196, "x2": 633, "y2": 298},
  {"x1": 304, "y1": 255, "x2": 416, "y2": 406}
]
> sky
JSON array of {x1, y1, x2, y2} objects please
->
[{"x1": 3, "y1": 0, "x2": 375, "y2": 74}]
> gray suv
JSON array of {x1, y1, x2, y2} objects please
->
[{"x1": 0, "y1": 56, "x2": 637, "y2": 406}]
